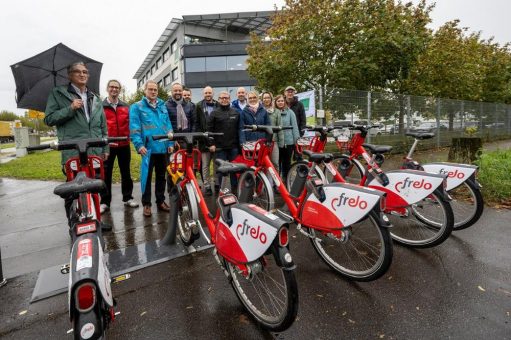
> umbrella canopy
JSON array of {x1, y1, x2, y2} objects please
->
[{"x1": 11, "y1": 43, "x2": 102, "y2": 112}]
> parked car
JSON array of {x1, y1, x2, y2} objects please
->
[{"x1": 411, "y1": 122, "x2": 447, "y2": 132}]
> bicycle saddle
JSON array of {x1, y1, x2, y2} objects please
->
[
  {"x1": 405, "y1": 132, "x2": 435, "y2": 140},
  {"x1": 362, "y1": 144, "x2": 393, "y2": 154},
  {"x1": 54, "y1": 172, "x2": 106, "y2": 199},
  {"x1": 215, "y1": 159, "x2": 248, "y2": 176},
  {"x1": 302, "y1": 150, "x2": 333, "y2": 163}
]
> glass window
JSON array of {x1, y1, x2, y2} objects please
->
[
  {"x1": 206, "y1": 57, "x2": 226, "y2": 72},
  {"x1": 157, "y1": 79, "x2": 163, "y2": 88},
  {"x1": 151, "y1": 65, "x2": 156, "y2": 74},
  {"x1": 185, "y1": 57, "x2": 205, "y2": 72},
  {"x1": 172, "y1": 67, "x2": 178, "y2": 81},
  {"x1": 163, "y1": 48, "x2": 170, "y2": 62},
  {"x1": 227, "y1": 55, "x2": 248, "y2": 70},
  {"x1": 156, "y1": 57, "x2": 162, "y2": 68},
  {"x1": 146, "y1": 71, "x2": 150, "y2": 80},
  {"x1": 164, "y1": 74, "x2": 171, "y2": 86},
  {"x1": 171, "y1": 39, "x2": 178, "y2": 54}
]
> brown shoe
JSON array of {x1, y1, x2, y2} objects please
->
[
  {"x1": 157, "y1": 202, "x2": 170, "y2": 212},
  {"x1": 143, "y1": 205, "x2": 152, "y2": 217}
]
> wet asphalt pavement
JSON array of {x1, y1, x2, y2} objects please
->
[{"x1": 0, "y1": 178, "x2": 510, "y2": 339}]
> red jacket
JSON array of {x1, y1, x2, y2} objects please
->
[{"x1": 103, "y1": 99, "x2": 130, "y2": 147}]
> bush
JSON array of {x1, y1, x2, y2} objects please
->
[{"x1": 474, "y1": 149, "x2": 511, "y2": 206}]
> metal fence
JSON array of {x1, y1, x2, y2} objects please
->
[{"x1": 323, "y1": 89, "x2": 511, "y2": 152}]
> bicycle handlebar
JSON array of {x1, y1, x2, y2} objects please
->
[
  {"x1": 243, "y1": 125, "x2": 293, "y2": 132},
  {"x1": 26, "y1": 137, "x2": 127, "y2": 153},
  {"x1": 152, "y1": 132, "x2": 224, "y2": 141}
]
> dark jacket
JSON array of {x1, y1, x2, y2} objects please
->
[
  {"x1": 194, "y1": 99, "x2": 219, "y2": 150},
  {"x1": 238, "y1": 104, "x2": 271, "y2": 144},
  {"x1": 288, "y1": 96, "x2": 306, "y2": 136},
  {"x1": 165, "y1": 98, "x2": 195, "y2": 133},
  {"x1": 231, "y1": 99, "x2": 248, "y2": 114},
  {"x1": 207, "y1": 105, "x2": 239, "y2": 149},
  {"x1": 103, "y1": 98, "x2": 130, "y2": 147},
  {"x1": 44, "y1": 84, "x2": 108, "y2": 164}
]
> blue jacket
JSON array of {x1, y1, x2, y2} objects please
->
[
  {"x1": 231, "y1": 99, "x2": 248, "y2": 114},
  {"x1": 129, "y1": 97, "x2": 173, "y2": 154},
  {"x1": 239, "y1": 104, "x2": 271, "y2": 144},
  {"x1": 276, "y1": 108, "x2": 300, "y2": 147}
]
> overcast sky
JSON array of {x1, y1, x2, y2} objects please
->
[{"x1": 1, "y1": 0, "x2": 509, "y2": 115}]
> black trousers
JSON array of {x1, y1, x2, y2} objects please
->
[
  {"x1": 142, "y1": 153, "x2": 167, "y2": 206},
  {"x1": 279, "y1": 145, "x2": 295, "y2": 182},
  {"x1": 101, "y1": 146, "x2": 134, "y2": 206}
]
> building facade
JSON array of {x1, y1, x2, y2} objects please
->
[{"x1": 133, "y1": 11, "x2": 274, "y2": 101}]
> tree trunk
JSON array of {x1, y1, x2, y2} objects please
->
[{"x1": 448, "y1": 137, "x2": 482, "y2": 163}]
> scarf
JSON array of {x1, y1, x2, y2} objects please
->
[
  {"x1": 248, "y1": 102, "x2": 259, "y2": 113},
  {"x1": 175, "y1": 98, "x2": 188, "y2": 130}
]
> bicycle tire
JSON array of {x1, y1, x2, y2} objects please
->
[
  {"x1": 388, "y1": 188, "x2": 454, "y2": 248},
  {"x1": 177, "y1": 183, "x2": 199, "y2": 246},
  {"x1": 325, "y1": 155, "x2": 364, "y2": 184},
  {"x1": 237, "y1": 169, "x2": 274, "y2": 211},
  {"x1": 285, "y1": 162, "x2": 326, "y2": 191},
  {"x1": 307, "y1": 210, "x2": 393, "y2": 281},
  {"x1": 448, "y1": 179, "x2": 484, "y2": 230},
  {"x1": 225, "y1": 247, "x2": 299, "y2": 331}
]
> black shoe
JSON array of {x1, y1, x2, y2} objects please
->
[
  {"x1": 100, "y1": 221, "x2": 112, "y2": 231},
  {"x1": 214, "y1": 184, "x2": 220, "y2": 192},
  {"x1": 205, "y1": 187, "x2": 213, "y2": 196}
]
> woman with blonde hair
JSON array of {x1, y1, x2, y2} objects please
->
[{"x1": 238, "y1": 90, "x2": 270, "y2": 144}]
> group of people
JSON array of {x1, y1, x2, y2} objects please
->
[{"x1": 44, "y1": 61, "x2": 306, "y2": 226}]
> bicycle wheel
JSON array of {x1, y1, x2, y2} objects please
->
[
  {"x1": 226, "y1": 248, "x2": 299, "y2": 331},
  {"x1": 325, "y1": 155, "x2": 364, "y2": 184},
  {"x1": 237, "y1": 169, "x2": 274, "y2": 211},
  {"x1": 448, "y1": 179, "x2": 484, "y2": 230},
  {"x1": 177, "y1": 183, "x2": 199, "y2": 246},
  {"x1": 308, "y1": 211, "x2": 392, "y2": 281},
  {"x1": 388, "y1": 189, "x2": 454, "y2": 248},
  {"x1": 286, "y1": 162, "x2": 326, "y2": 191}
]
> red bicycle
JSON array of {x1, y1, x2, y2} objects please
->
[
  {"x1": 236, "y1": 125, "x2": 392, "y2": 282},
  {"x1": 152, "y1": 132, "x2": 298, "y2": 331},
  {"x1": 321, "y1": 125, "x2": 454, "y2": 248},
  {"x1": 28, "y1": 137, "x2": 126, "y2": 340}
]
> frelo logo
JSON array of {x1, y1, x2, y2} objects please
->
[
  {"x1": 394, "y1": 177, "x2": 432, "y2": 193},
  {"x1": 440, "y1": 168, "x2": 465, "y2": 179},
  {"x1": 236, "y1": 219, "x2": 267, "y2": 244},
  {"x1": 331, "y1": 192, "x2": 368, "y2": 211}
]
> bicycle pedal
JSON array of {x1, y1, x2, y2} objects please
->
[{"x1": 60, "y1": 264, "x2": 70, "y2": 274}]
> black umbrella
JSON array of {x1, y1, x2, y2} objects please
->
[{"x1": 10, "y1": 43, "x2": 102, "y2": 112}]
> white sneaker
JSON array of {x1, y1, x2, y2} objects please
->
[
  {"x1": 124, "y1": 199, "x2": 140, "y2": 208},
  {"x1": 99, "y1": 204, "x2": 109, "y2": 214}
]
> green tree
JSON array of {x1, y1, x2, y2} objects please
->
[{"x1": 0, "y1": 111, "x2": 19, "y2": 121}]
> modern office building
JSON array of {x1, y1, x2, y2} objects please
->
[{"x1": 133, "y1": 11, "x2": 274, "y2": 100}]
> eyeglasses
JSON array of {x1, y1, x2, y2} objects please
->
[
  {"x1": 248, "y1": 96, "x2": 258, "y2": 100},
  {"x1": 218, "y1": 97, "x2": 230, "y2": 100},
  {"x1": 72, "y1": 70, "x2": 89, "y2": 75},
  {"x1": 108, "y1": 86, "x2": 120, "y2": 89}
]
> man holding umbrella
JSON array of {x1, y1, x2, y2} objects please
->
[{"x1": 44, "y1": 61, "x2": 110, "y2": 229}]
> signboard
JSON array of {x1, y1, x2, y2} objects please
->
[
  {"x1": 296, "y1": 90, "x2": 315, "y2": 117},
  {"x1": 28, "y1": 110, "x2": 45, "y2": 119}
]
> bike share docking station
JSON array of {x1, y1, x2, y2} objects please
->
[{"x1": 30, "y1": 189, "x2": 213, "y2": 303}]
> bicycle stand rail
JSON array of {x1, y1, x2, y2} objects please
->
[{"x1": 30, "y1": 237, "x2": 213, "y2": 303}]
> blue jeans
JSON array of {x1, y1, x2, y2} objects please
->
[{"x1": 215, "y1": 147, "x2": 239, "y2": 190}]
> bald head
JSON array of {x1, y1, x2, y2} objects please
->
[{"x1": 203, "y1": 86, "x2": 214, "y2": 102}]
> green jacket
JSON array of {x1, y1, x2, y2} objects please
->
[
  {"x1": 44, "y1": 84, "x2": 108, "y2": 164},
  {"x1": 267, "y1": 108, "x2": 284, "y2": 144}
]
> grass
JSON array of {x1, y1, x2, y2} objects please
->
[
  {"x1": 0, "y1": 146, "x2": 143, "y2": 183},
  {"x1": 474, "y1": 149, "x2": 511, "y2": 207},
  {"x1": 0, "y1": 143, "x2": 14, "y2": 149}
]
